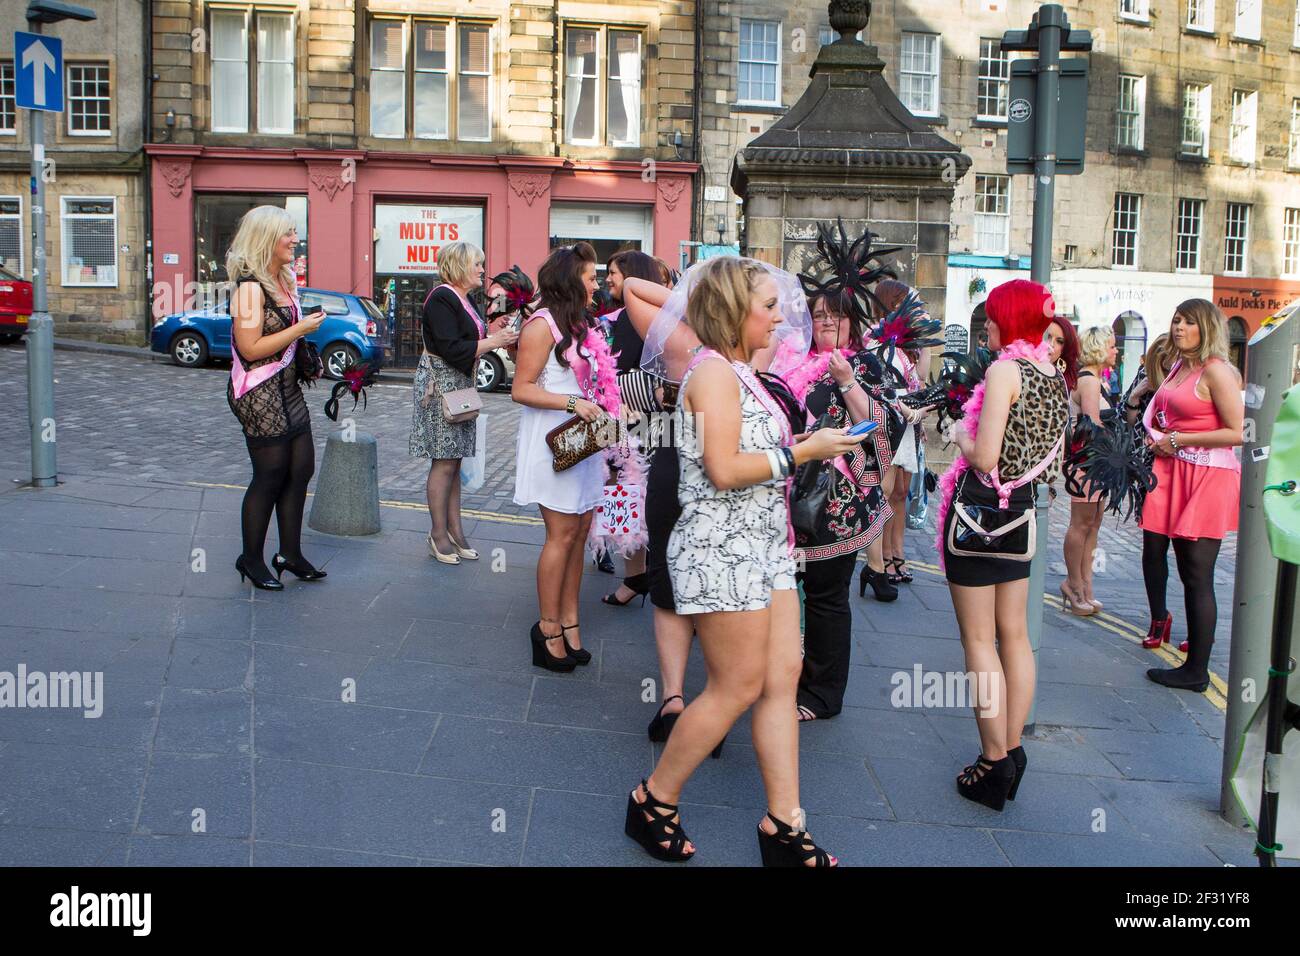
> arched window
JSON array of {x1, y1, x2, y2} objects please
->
[
  {"x1": 1112, "y1": 311, "x2": 1147, "y2": 397},
  {"x1": 1229, "y1": 317, "x2": 1248, "y2": 378}
]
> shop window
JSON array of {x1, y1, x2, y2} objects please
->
[
  {"x1": 564, "y1": 26, "x2": 643, "y2": 146},
  {"x1": 60, "y1": 197, "x2": 117, "y2": 288},
  {"x1": 1229, "y1": 317, "x2": 1248, "y2": 379},
  {"x1": 194, "y1": 194, "x2": 307, "y2": 303},
  {"x1": 371, "y1": 18, "x2": 493, "y2": 142},
  {"x1": 1112, "y1": 311, "x2": 1147, "y2": 397},
  {"x1": 0, "y1": 196, "x2": 21, "y2": 275},
  {"x1": 0, "y1": 62, "x2": 15, "y2": 135},
  {"x1": 210, "y1": 8, "x2": 296, "y2": 135},
  {"x1": 66, "y1": 64, "x2": 111, "y2": 136}
]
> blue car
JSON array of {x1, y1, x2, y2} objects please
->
[{"x1": 151, "y1": 286, "x2": 389, "y2": 378}]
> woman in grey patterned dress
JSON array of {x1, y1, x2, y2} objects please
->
[{"x1": 410, "y1": 241, "x2": 518, "y2": 564}]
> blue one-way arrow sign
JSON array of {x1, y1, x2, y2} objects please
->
[{"x1": 15, "y1": 31, "x2": 63, "y2": 113}]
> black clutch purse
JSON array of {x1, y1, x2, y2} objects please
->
[{"x1": 295, "y1": 339, "x2": 323, "y2": 385}]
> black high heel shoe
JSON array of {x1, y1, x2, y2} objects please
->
[
  {"x1": 1008, "y1": 745, "x2": 1027, "y2": 801},
  {"x1": 560, "y1": 624, "x2": 591, "y2": 666},
  {"x1": 594, "y1": 550, "x2": 616, "y2": 574},
  {"x1": 624, "y1": 780, "x2": 695, "y2": 862},
  {"x1": 602, "y1": 573, "x2": 650, "y2": 607},
  {"x1": 956, "y1": 753, "x2": 1016, "y2": 812},
  {"x1": 530, "y1": 620, "x2": 576, "y2": 672},
  {"x1": 757, "y1": 813, "x2": 837, "y2": 867},
  {"x1": 858, "y1": 564, "x2": 898, "y2": 602},
  {"x1": 647, "y1": 695, "x2": 684, "y2": 742},
  {"x1": 272, "y1": 553, "x2": 327, "y2": 581},
  {"x1": 235, "y1": 555, "x2": 283, "y2": 591}
]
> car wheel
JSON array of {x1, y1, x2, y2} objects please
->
[
  {"x1": 170, "y1": 331, "x2": 208, "y2": 368},
  {"x1": 323, "y1": 343, "x2": 361, "y2": 379},
  {"x1": 0, "y1": 333, "x2": 20, "y2": 345},
  {"x1": 476, "y1": 354, "x2": 503, "y2": 392}
]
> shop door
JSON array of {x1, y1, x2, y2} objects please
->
[{"x1": 374, "y1": 275, "x2": 437, "y2": 369}]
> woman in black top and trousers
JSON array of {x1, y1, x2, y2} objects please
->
[{"x1": 410, "y1": 240, "x2": 517, "y2": 564}]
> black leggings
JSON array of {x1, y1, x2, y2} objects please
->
[
  {"x1": 1142, "y1": 530, "x2": 1221, "y2": 669},
  {"x1": 241, "y1": 430, "x2": 315, "y2": 571}
]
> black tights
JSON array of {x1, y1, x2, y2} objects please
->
[
  {"x1": 241, "y1": 431, "x2": 315, "y2": 573},
  {"x1": 1142, "y1": 530, "x2": 1221, "y2": 674}
]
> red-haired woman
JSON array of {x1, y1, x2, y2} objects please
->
[{"x1": 939, "y1": 279, "x2": 1069, "y2": 810}]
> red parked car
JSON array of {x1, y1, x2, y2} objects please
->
[{"x1": 0, "y1": 265, "x2": 33, "y2": 344}]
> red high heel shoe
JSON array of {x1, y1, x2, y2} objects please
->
[{"x1": 1142, "y1": 613, "x2": 1173, "y2": 649}]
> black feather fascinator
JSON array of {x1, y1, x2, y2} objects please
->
[
  {"x1": 1064, "y1": 414, "x2": 1158, "y2": 520},
  {"x1": 901, "y1": 348, "x2": 995, "y2": 430},
  {"x1": 798, "y1": 218, "x2": 904, "y2": 328}
]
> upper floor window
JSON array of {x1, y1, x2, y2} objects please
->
[
  {"x1": 1116, "y1": 74, "x2": 1145, "y2": 150},
  {"x1": 977, "y1": 39, "x2": 1011, "y2": 121},
  {"x1": 1186, "y1": 0, "x2": 1214, "y2": 32},
  {"x1": 1175, "y1": 198, "x2": 1204, "y2": 272},
  {"x1": 66, "y1": 64, "x2": 110, "y2": 136},
  {"x1": 1291, "y1": 100, "x2": 1300, "y2": 168},
  {"x1": 973, "y1": 175, "x2": 1011, "y2": 255},
  {"x1": 1120, "y1": 0, "x2": 1150, "y2": 22},
  {"x1": 370, "y1": 18, "x2": 493, "y2": 142},
  {"x1": 899, "y1": 33, "x2": 940, "y2": 117},
  {"x1": 738, "y1": 20, "x2": 780, "y2": 106},
  {"x1": 1112, "y1": 193, "x2": 1141, "y2": 269},
  {"x1": 1235, "y1": 0, "x2": 1262, "y2": 41},
  {"x1": 211, "y1": 9, "x2": 295, "y2": 134},
  {"x1": 1181, "y1": 83, "x2": 1210, "y2": 157},
  {"x1": 564, "y1": 26, "x2": 642, "y2": 146},
  {"x1": 1229, "y1": 89, "x2": 1257, "y2": 164},
  {"x1": 1224, "y1": 202, "x2": 1250, "y2": 275},
  {"x1": 0, "y1": 197, "x2": 21, "y2": 276},
  {"x1": 0, "y1": 63, "x2": 15, "y2": 135}
]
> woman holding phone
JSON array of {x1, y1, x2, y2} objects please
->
[{"x1": 226, "y1": 205, "x2": 327, "y2": 590}]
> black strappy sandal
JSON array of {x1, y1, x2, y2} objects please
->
[
  {"x1": 956, "y1": 753, "x2": 1016, "y2": 812},
  {"x1": 757, "y1": 813, "x2": 838, "y2": 867},
  {"x1": 796, "y1": 704, "x2": 820, "y2": 723},
  {"x1": 648, "y1": 696, "x2": 684, "y2": 742},
  {"x1": 559, "y1": 623, "x2": 591, "y2": 666},
  {"x1": 888, "y1": 557, "x2": 913, "y2": 583},
  {"x1": 625, "y1": 780, "x2": 695, "y2": 862}
]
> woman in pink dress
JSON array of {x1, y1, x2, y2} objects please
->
[{"x1": 1140, "y1": 299, "x2": 1243, "y2": 693}]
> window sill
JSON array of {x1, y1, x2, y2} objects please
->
[
  {"x1": 1182, "y1": 27, "x2": 1215, "y2": 39},
  {"x1": 971, "y1": 118, "x2": 1008, "y2": 129},
  {"x1": 1230, "y1": 36, "x2": 1265, "y2": 48},
  {"x1": 1117, "y1": 15, "x2": 1152, "y2": 28},
  {"x1": 1177, "y1": 152, "x2": 1210, "y2": 164},
  {"x1": 1224, "y1": 158, "x2": 1257, "y2": 169},
  {"x1": 1110, "y1": 264, "x2": 1139, "y2": 272},
  {"x1": 1114, "y1": 146, "x2": 1148, "y2": 158}
]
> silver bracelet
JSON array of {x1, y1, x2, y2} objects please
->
[{"x1": 766, "y1": 450, "x2": 783, "y2": 481}]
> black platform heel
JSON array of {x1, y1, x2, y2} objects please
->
[
  {"x1": 602, "y1": 573, "x2": 650, "y2": 607},
  {"x1": 858, "y1": 564, "x2": 898, "y2": 602},
  {"x1": 1008, "y1": 745, "x2": 1027, "y2": 801},
  {"x1": 235, "y1": 555, "x2": 283, "y2": 591},
  {"x1": 530, "y1": 620, "x2": 576, "y2": 673},
  {"x1": 625, "y1": 780, "x2": 695, "y2": 862},
  {"x1": 560, "y1": 624, "x2": 591, "y2": 666},
  {"x1": 956, "y1": 753, "x2": 1016, "y2": 812},
  {"x1": 272, "y1": 553, "x2": 327, "y2": 581},
  {"x1": 647, "y1": 695, "x2": 684, "y2": 742},
  {"x1": 757, "y1": 813, "x2": 837, "y2": 867}
]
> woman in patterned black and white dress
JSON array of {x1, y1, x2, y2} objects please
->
[{"x1": 622, "y1": 257, "x2": 861, "y2": 868}]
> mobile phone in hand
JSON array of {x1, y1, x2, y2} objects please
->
[{"x1": 846, "y1": 419, "x2": 879, "y2": 441}]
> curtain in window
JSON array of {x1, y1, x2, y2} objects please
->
[
  {"x1": 565, "y1": 30, "x2": 597, "y2": 143},
  {"x1": 606, "y1": 32, "x2": 640, "y2": 146},
  {"x1": 257, "y1": 15, "x2": 293, "y2": 133},
  {"x1": 212, "y1": 12, "x2": 248, "y2": 132}
]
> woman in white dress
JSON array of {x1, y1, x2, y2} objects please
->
[
  {"x1": 623, "y1": 257, "x2": 862, "y2": 866},
  {"x1": 512, "y1": 245, "x2": 606, "y2": 672}
]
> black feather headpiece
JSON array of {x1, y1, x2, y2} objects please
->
[
  {"x1": 798, "y1": 218, "x2": 904, "y2": 328},
  {"x1": 901, "y1": 348, "x2": 995, "y2": 430},
  {"x1": 1064, "y1": 415, "x2": 1158, "y2": 520}
]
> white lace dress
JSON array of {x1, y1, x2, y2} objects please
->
[{"x1": 668, "y1": 354, "x2": 797, "y2": 614}]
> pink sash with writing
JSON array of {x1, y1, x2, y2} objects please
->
[
  {"x1": 230, "y1": 285, "x2": 299, "y2": 400},
  {"x1": 1143, "y1": 360, "x2": 1240, "y2": 472}
]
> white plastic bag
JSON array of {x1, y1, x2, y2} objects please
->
[{"x1": 461, "y1": 414, "x2": 487, "y2": 492}]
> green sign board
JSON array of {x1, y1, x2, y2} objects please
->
[{"x1": 1006, "y1": 58, "x2": 1089, "y2": 176}]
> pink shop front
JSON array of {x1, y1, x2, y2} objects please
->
[{"x1": 145, "y1": 146, "x2": 697, "y2": 367}]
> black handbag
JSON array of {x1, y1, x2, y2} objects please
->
[
  {"x1": 295, "y1": 339, "x2": 323, "y2": 385},
  {"x1": 791, "y1": 413, "x2": 836, "y2": 539},
  {"x1": 946, "y1": 474, "x2": 1035, "y2": 561}
]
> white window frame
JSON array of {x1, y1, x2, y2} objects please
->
[
  {"x1": 1230, "y1": 89, "x2": 1257, "y2": 165},
  {"x1": 973, "y1": 175, "x2": 1011, "y2": 256},
  {"x1": 65, "y1": 63, "x2": 112, "y2": 137},
  {"x1": 977, "y1": 38, "x2": 1011, "y2": 122},
  {"x1": 563, "y1": 25, "x2": 641, "y2": 147},
  {"x1": 1117, "y1": 74, "x2": 1145, "y2": 150},
  {"x1": 1224, "y1": 202, "x2": 1250, "y2": 276},
  {"x1": 1112, "y1": 193, "x2": 1141, "y2": 269},
  {"x1": 211, "y1": 8, "x2": 251, "y2": 133},
  {"x1": 59, "y1": 196, "x2": 118, "y2": 289},
  {"x1": 457, "y1": 22, "x2": 494, "y2": 143},
  {"x1": 0, "y1": 62, "x2": 15, "y2": 135},
  {"x1": 369, "y1": 18, "x2": 407, "y2": 139},
  {"x1": 0, "y1": 195, "x2": 22, "y2": 276},
  {"x1": 1290, "y1": 99, "x2": 1300, "y2": 168},
  {"x1": 1120, "y1": 0, "x2": 1150, "y2": 22},
  {"x1": 1234, "y1": 0, "x2": 1262, "y2": 42},
  {"x1": 1175, "y1": 198, "x2": 1204, "y2": 272},
  {"x1": 1181, "y1": 83, "x2": 1210, "y2": 157},
  {"x1": 412, "y1": 20, "x2": 449, "y2": 140},
  {"x1": 737, "y1": 20, "x2": 781, "y2": 107},
  {"x1": 1285, "y1": 209, "x2": 1300, "y2": 279},
  {"x1": 564, "y1": 26, "x2": 602, "y2": 145},
  {"x1": 255, "y1": 11, "x2": 295, "y2": 135},
  {"x1": 1186, "y1": 0, "x2": 1215, "y2": 32},
  {"x1": 899, "y1": 32, "x2": 940, "y2": 118}
]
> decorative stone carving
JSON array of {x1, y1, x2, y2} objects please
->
[
  {"x1": 308, "y1": 167, "x2": 349, "y2": 202},
  {"x1": 658, "y1": 178, "x2": 687, "y2": 211},
  {"x1": 159, "y1": 161, "x2": 191, "y2": 198},
  {"x1": 508, "y1": 172, "x2": 550, "y2": 206}
]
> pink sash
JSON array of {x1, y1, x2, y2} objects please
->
[
  {"x1": 230, "y1": 284, "x2": 299, "y2": 400},
  {"x1": 1143, "y1": 360, "x2": 1240, "y2": 472},
  {"x1": 527, "y1": 308, "x2": 595, "y2": 398}
]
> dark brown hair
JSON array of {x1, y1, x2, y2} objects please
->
[
  {"x1": 607, "y1": 250, "x2": 669, "y2": 293},
  {"x1": 538, "y1": 246, "x2": 594, "y2": 369}
]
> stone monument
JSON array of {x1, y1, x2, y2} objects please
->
[{"x1": 731, "y1": 0, "x2": 971, "y2": 325}]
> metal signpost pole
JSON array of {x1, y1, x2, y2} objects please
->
[{"x1": 24, "y1": 18, "x2": 55, "y2": 487}]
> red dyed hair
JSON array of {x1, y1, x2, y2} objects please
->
[
  {"x1": 986, "y1": 279, "x2": 1056, "y2": 348},
  {"x1": 1047, "y1": 317, "x2": 1081, "y2": 391}
]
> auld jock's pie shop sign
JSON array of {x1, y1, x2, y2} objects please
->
[{"x1": 373, "y1": 204, "x2": 486, "y2": 275}]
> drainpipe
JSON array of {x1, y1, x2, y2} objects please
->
[
  {"x1": 552, "y1": 2, "x2": 561, "y2": 159},
  {"x1": 690, "y1": 0, "x2": 704, "y2": 247},
  {"x1": 141, "y1": 0, "x2": 154, "y2": 346}
]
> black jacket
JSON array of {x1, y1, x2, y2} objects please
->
[{"x1": 421, "y1": 286, "x2": 482, "y2": 377}]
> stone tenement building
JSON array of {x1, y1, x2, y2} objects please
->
[
  {"x1": 696, "y1": 0, "x2": 1300, "y2": 387},
  {"x1": 0, "y1": 0, "x2": 148, "y2": 343}
]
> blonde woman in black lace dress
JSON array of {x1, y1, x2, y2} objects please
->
[{"x1": 226, "y1": 205, "x2": 326, "y2": 590}]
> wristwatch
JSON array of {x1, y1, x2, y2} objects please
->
[{"x1": 566, "y1": 395, "x2": 577, "y2": 414}]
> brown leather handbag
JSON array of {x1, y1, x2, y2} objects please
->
[{"x1": 545, "y1": 413, "x2": 626, "y2": 472}]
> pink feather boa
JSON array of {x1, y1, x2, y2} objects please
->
[{"x1": 934, "y1": 340, "x2": 1052, "y2": 569}]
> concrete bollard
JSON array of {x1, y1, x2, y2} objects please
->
[{"x1": 308, "y1": 430, "x2": 381, "y2": 536}]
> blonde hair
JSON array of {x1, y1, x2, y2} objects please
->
[
  {"x1": 686, "y1": 257, "x2": 769, "y2": 355},
  {"x1": 1145, "y1": 333, "x2": 1173, "y2": 390},
  {"x1": 438, "y1": 240, "x2": 484, "y2": 287},
  {"x1": 1079, "y1": 326, "x2": 1114, "y2": 368},
  {"x1": 225, "y1": 205, "x2": 297, "y2": 298},
  {"x1": 1173, "y1": 298, "x2": 1230, "y2": 365}
]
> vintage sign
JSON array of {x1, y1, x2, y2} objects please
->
[{"x1": 373, "y1": 204, "x2": 485, "y2": 275}]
